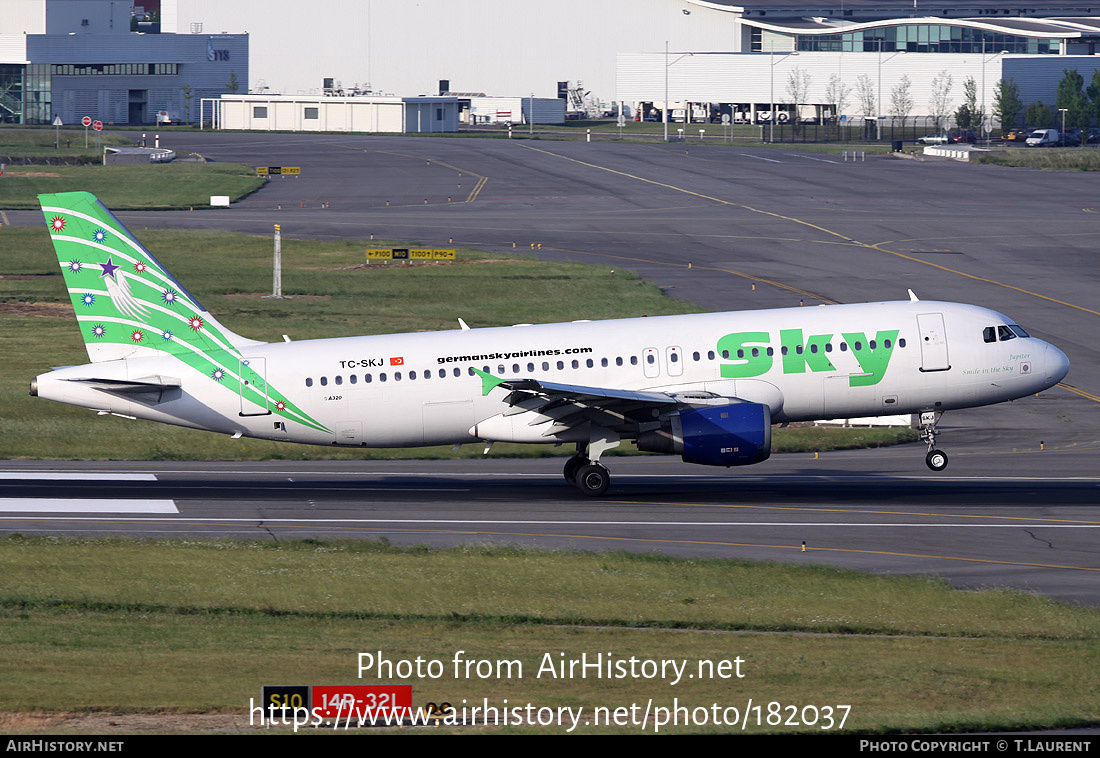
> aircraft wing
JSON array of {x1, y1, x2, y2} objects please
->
[{"x1": 473, "y1": 368, "x2": 725, "y2": 435}]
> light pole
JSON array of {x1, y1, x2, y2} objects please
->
[
  {"x1": 1059, "y1": 107, "x2": 1068, "y2": 142},
  {"x1": 768, "y1": 49, "x2": 797, "y2": 143},
  {"x1": 981, "y1": 43, "x2": 1008, "y2": 141},
  {"x1": 663, "y1": 42, "x2": 694, "y2": 142}
]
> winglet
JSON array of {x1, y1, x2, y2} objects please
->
[
  {"x1": 908, "y1": 289, "x2": 920, "y2": 302},
  {"x1": 472, "y1": 367, "x2": 505, "y2": 396}
]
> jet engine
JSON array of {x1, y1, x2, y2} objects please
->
[{"x1": 636, "y1": 403, "x2": 771, "y2": 467}]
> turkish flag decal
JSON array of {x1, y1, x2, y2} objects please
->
[{"x1": 389, "y1": 356, "x2": 404, "y2": 366}]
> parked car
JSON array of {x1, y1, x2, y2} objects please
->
[
  {"x1": 917, "y1": 132, "x2": 950, "y2": 145},
  {"x1": 949, "y1": 130, "x2": 976, "y2": 144},
  {"x1": 1026, "y1": 129, "x2": 1061, "y2": 147},
  {"x1": 1003, "y1": 129, "x2": 1029, "y2": 142},
  {"x1": 1062, "y1": 129, "x2": 1081, "y2": 147},
  {"x1": 1087, "y1": 128, "x2": 1100, "y2": 144}
]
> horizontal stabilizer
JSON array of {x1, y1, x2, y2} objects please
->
[{"x1": 64, "y1": 375, "x2": 181, "y2": 403}]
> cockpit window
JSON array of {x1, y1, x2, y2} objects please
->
[
  {"x1": 1007, "y1": 324, "x2": 1030, "y2": 338},
  {"x1": 983, "y1": 327, "x2": 996, "y2": 343},
  {"x1": 997, "y1": 325, "x2": 1016, "y2": 341}
]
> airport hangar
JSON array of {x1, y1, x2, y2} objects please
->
[
  {"x1": 162, "y1": 0, "x2": 1100, "y2": 134},
  {"x1": 0, "y1": 0, "x2": 247, "y2": 126}
]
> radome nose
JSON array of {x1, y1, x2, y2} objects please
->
[{"x1": 1045, "y1": 343, "x2": 1070, "y2": 384}]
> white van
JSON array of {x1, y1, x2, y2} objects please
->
[{"x1": 1025, "y1": 129, "x2": 1061, "y2": 147}]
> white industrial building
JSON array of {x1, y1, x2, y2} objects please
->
[
  {"x1": 4, "y1": 0, "x2": 1096, "y2": 132},
  {"x1": 45, "y1": 0, "x2": 1100, "y2": 133},
  {"x1": 618, "y1": 49, "x2": 1100, "y2": 128},
  {"x1": 209, "y1": 94, "x2": 460, "y2": 133}
]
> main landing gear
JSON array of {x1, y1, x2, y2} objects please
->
[
  {"x1": 564, "y1": 431, "x2": 620, "y2": 497},
  {"x1": 920, "y1": 411, "x2": 948, "y2": 471}
]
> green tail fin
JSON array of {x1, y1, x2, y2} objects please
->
[{"x1": 39, "y1": 191, "x2": 261, "y2": 363}]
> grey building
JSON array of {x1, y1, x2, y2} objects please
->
[{"x1": 1, "y1": 0, "x2": 247, "y2": 125}]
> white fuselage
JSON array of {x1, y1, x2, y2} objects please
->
[{"x1": 35, "y1": 300, "x2": 1069, "y2": 450}]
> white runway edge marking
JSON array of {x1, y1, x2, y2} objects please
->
[{"x1": 0, "y1": 500, "x2": 179, "y2": 514}]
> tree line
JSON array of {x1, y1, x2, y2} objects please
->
[{"x1": 782, "y1": 67, "x2": 1100, "y2": 137}]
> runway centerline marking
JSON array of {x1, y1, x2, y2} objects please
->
[
  {"x1": 3, "y1": 516, "x2": 1096, "y2": 528},
  {"x1": 0, "y1": 472, "x2": 158, "y2": 481},
  {"x1": 604, "y1": 500, "x2": 1100, "y2": 525},
  {"x1": 739, "y1": 153, "x2": 783, "y2": 163}
]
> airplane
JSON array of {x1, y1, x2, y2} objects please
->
[{"x1": 30, "y1": 191, "x2": 1070, "y2": 496}]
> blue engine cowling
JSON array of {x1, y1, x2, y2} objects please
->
[
  {"x1": 637, "y1": 403, "x2": 772, "y2": 467},
  {"x1": 679, "y1": 404, "x2": 771, "y2": 466}
]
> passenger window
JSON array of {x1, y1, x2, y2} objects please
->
[
  {"x1": 305, "y1": 377, "x2": 313, "y2": 387},
  {"x1": 670, "y1": 353, "x2": 679, "y2": 363},
  {"x1": 692, "y1": 351, "x2": 700, "y2": 361},
  {"x1": 320, "y1": 376, "x2": 328, "y2": 386},
  {"x1": 646, "y1": 354, "x2": 655, "y2": 364},
  {"x1": 395, "y1": 372, "x2": 402, "y2": 381},
  {"x1": 365, "y1": 374, "x2": 372, "y2": 383},
  {"x1": 350, "y1": 375, "x2": 357, "y2": 384},
  {"x1": 601, "y1": 358, "x2": 608, "y2": 367},
  {"x1": 335, "y1": 375, "x2": 343, "y2": 385},
  {"x1": 513, "y1": 363, "x2": 520, "y2": 373},
  {"x1": 557, "y1": 361, "x2": 564, "y2": 370},
  {"x1": 708, "y1": 351, "x2": 715, "y2": 360},
  {"x1": 899, "y1": 338, "x2": 906, "y2": 348},
  {"x1": 542, "y1": 362, "x2": 549, "y2": 371},
  {"x1": 586, "y1": 359, "x2": 593, "y2": 368},
  {"x1": 528, "y1": 363, "x2": 535, "y2": 372},
  {"x1": 380, "y1": 373, "x2": 387, "y2": 382},
  {"x1": 736, "y1": 349, "x2": 745, "y2": 359},
  {"x1": 630, "y1": 356, "x2": 638, "y2": 366},
  {"x1": 572, "y1": 359, "x2": 579, "y2": 369},
  {"x1": 616, "y1": 357, "x2": 623, "y2": 366},
  {"x1": 409, "y1": 371, "x2": 416, "y2": 380},
  {"x1": 721, "y1": 350, "x2": 730, "y2": 359},
  {"x1": 453, "y1": 368, "x2": 460, "y2": 377},
  {"x1": 869, "y1": 340, "x2": 877, "y2": 350}
]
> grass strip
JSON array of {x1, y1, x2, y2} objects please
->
[
  {"x1": 972, "y1": 148, "x2": 1100, "y2": 171},
  {"x1": 1, "y1": 537, "x2": 1098, "y2": 733},
  {"x1": 0, "y1": 163, "x2": 264, "y2": 209}
]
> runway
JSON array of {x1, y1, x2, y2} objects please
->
[
  {"x1": 3, "y1": 443, "x2": 1098, "y2": 606},
  {"x1": 5, "y1": 131, "x2": 1099, "y2": 605}
]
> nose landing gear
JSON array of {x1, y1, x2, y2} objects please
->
[{"x1": 920, "y1": 411, "x2": 948, "y2": 471}]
